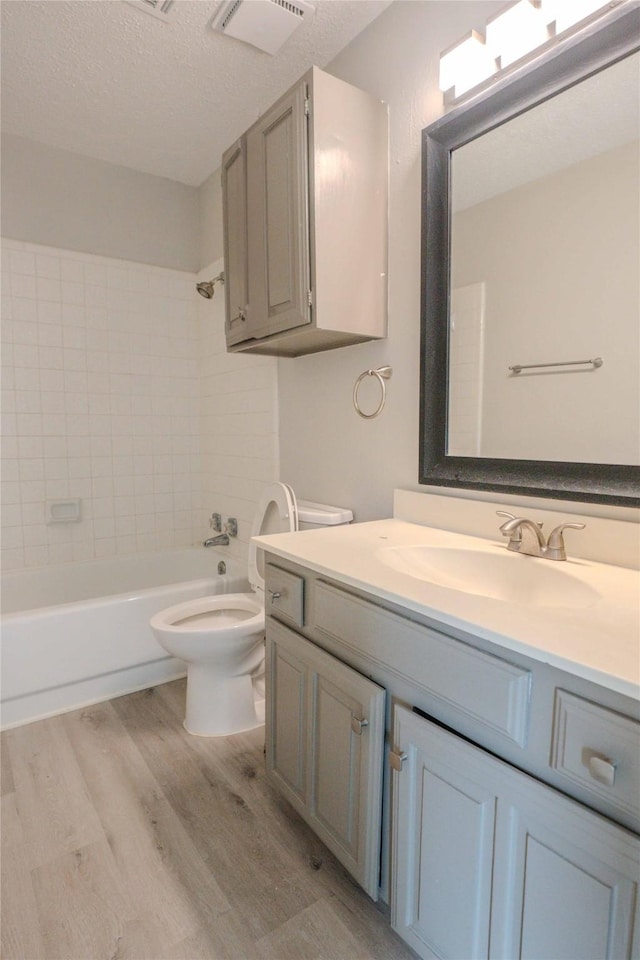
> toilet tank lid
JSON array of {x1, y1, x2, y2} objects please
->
[{"x1": 296, "y1": 499, "x2": 353, "y2": 526}]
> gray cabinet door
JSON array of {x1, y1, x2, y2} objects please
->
[
  {"x1": 245, "y1": 81, "x2": 311, "y2": 341},
  {"x1": 392, "y1": 706, "x2": 640, "y2": 960},
  {"x1": 266, "y1": 617, "x2": 385, "y2": 899},
  {"x1": 221, "y1": 138, "x2": 250, "y2": 347},
  {"x1": 391, "y1": 706, "x2": 496, "y2": 959},
  {"x1": 491, "y1": 770, "x2": 640, "y2": 960}
]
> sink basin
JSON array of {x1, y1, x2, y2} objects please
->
[{"x1": 375, "y1": 544, "x2": 600, "y2": 608}]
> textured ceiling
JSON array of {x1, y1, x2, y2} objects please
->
[{"x1": 0, "y1": 0, "x2": 393, "y2": 186}]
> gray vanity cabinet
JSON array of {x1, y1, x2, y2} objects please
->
[
  {"x1": 264, "y1": 555, "x2": 639, "y2": 958},
  {"x1": 221, "y1": 67, "x2": 388, "y2": 357},
  {"x1": 392, "y1": 706, "x2": 640, "y2": 960},
  {"x1": 265, "y1": 616, "x2": 386, "y2": 899}
]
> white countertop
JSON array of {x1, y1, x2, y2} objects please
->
[{"x1": 255, "y1": 519, "x2": 640, "y2": 700}]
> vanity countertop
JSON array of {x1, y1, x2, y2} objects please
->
[{"x1": 255, "y1": 519, "x2": 640, "y2": 700}]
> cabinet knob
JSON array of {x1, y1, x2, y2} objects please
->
[
  {"x1": 588, "y1": 754, "x2": 617, "y2": 787},
  {"x1": 351, "y1": 716, "x2": 369, "y2": 736},
  {"x1": 389, "y1": 749, "x2": 408, "y2": 772},
  {"x1": 268, "y1": 589, "x2": 282, "y2": 603}
]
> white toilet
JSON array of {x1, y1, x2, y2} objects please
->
[{"x1": 150, "y1": 483, "x2": 351, "y2": 737}]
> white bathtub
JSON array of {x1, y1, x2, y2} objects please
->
[{"x1": 1, "y1": 548, "x2": 248, "y2": 729}]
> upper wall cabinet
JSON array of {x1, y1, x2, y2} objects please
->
[{"x1": 221, "y1": 67, "x2": 388, "y2": 357}]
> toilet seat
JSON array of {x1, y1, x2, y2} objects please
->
[
  {"x1": 248, "y1": 481, "x2": 298, "y2": 596},
  {"x1": 150, "y1": 593, "x2": 264, "y2": 647}
]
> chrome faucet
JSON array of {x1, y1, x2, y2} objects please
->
[
  {"x1": 203, "y1": 532, "x2": 229, "y2": 547},
  {"x1": 498, "y1": 512, "x2": 585, "y2": 561},
  {"x1": 202, "y1": 516, "x2": 238, "y2": 548}
]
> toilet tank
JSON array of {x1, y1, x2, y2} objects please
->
[{"x1": 296, "y1": 500, "x2": 353, "y2": 531}]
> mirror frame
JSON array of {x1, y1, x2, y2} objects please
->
[{"x1": 419, "y1": 4, "x2": 640, "y2": 507}]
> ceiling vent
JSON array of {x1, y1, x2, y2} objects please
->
[
  {"x1": 211, "y1": 0, "x2": 314, "y2": 55},
  {"x1": 125, "y1": 1, "x2": 175, "y2": 23}
]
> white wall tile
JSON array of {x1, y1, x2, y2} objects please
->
[
  {"x1": 2, "y1": 243, "x2": 280, "y2": 574},
  {"x1": 2, "y1": 238, "x2": 205, "y2": 571}
]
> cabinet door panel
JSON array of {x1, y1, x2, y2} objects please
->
[
  {"x1": 266, "y1": 617, "x2": 385, "y2": 900},
  {"x1": 492, "y1": 784, "x2": 640, "y2": 960},
  {"x1": 392, "y1": 706, "x2": 495, "y2": 960},
  {"x1": 267, "y1": 638, "x2": 307, "y2": 804},
  {"x1": 246, "y1": 83, "x2": 310, "y2": 340},
  {"x1": 313, "y1": 674, "x2": 365, "y2": 860},
  {"x1": 221, "y1": 139, "x2": 249, "y2": 346}
]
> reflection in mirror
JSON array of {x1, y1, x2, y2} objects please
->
[
  {"x1": 419, "y1": 5, "x2": 640, "y2": 505},
  {"x1": 448, "y1": 53, "x2": 639, "y2": 465}
]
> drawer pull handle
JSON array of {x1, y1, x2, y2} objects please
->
[
  {"x1": 389, "y1": 749, "x2": 408, "y2": 772},
  {"x1": 351, "y1": 716, "x2": 369, "y2": 736},
  {"x1": 588, "y1": 755, "x2": 617, "y2": 787},
  {"x1": 268, "y1": 590, "x2": 282, "y2": 602}
]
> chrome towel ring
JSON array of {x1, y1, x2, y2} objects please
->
[{"x1": 353, "y1": 365, "x2": 393, "y2": 419}]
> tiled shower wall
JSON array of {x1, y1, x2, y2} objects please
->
[
  {"x1": 197, "y1": 258, "x2": 279, "y2": 567},
  {"x1": 1, "y1": 239, "x2": 202, "y2": 570}
]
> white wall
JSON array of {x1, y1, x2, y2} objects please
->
[
  {"x1": 1, "y1": 134, "x2": 199, "y2": 272},
  {"x1": 198, "y1": 168, "x2": 224, "y2": 272},
  {"x1": 277, "y1": 0, "x2": 505, "y2": 521},
  {"x1": 1, "y1": 239, "x2": 203, "y2": 571}
]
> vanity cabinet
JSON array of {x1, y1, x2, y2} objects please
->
[
  {"x1": 221, "y1": 67, "x2": 388, "y2": 357},
  {"x1": 392, "y1": 706, "x2": 640, "y2": 960},
  {"x1": 266, "y1": 615, "x2": 385, "y2": 899},
  {"x1": 263, "y1": 556, "x2": 640, "y2": 958}
]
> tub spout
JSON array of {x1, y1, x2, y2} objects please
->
[{"x1": 203, "y1": 534, "x2": 229, "y2": 547}]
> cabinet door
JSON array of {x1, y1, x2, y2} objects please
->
[
  {"x1": 391, "y1": 706, "x2": 496, "y2": 960},
  {"x1": 491, "y1": 773, "x2": 640, "y2": 960},
  {"x1": 246, "y1": 81, "x2": 311, "y2": 341},
  {"x1": 392, "y1": 706, "x2": 640, "y2": 960},
  {"x1": 221, "y1": 138, "x2": 250, "y2": 346},
  {"x1": 266, "y1": 618, "x2": 385, "y2": 899},
  {"x1": 268, "y1": 630, "x2": 309, "y2": 806}
]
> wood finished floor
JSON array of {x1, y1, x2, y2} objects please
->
[{"x1": 1, "y1": 679, "x2": 415, "y2": 960}]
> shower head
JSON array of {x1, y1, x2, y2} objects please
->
[{"x1": 196, "y1": 272, "x2": 225, "y2": 299}]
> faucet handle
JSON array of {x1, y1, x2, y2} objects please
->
[
  {"x1": 546, "y1": 522, "x2": 585, "y2": 560},
  {"x1": 497, "y1": 512, "x2": 525, "y2": 551},
  {"x1": 497, "y1": 511, "x2": 543, "y2": 532},
  {"x1": 497, "y1": 511, "x2": 519, "y2": 534}
]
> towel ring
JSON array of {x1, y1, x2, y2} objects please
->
[{"x1": 353, "y1": 366, "x2": 393, "y2": 419}]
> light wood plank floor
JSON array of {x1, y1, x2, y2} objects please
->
[{"x1": 1, "y1": 680, "x2": 416, "y2": 960}]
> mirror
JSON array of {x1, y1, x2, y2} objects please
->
[{"x1": 420, "y1": 6, "x2": 640, "y2": 506}]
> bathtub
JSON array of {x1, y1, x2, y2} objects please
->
[{"x1": 1, "y1": 548, "x2": 248, "y2": 729}]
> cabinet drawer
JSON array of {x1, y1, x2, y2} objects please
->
[
  {"x1": 551, "y1": 690, "x2": 640, "y2": 821},
  {"x1": 313, "y1": 581, "x2": 531, "y2": 747},
  {"x1": 265, "y1": 563, "x2": 305, "y2": 628}
]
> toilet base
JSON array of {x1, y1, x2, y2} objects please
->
[{"x1": 183, "y1": 665, "x2": 265, "y2": 737}]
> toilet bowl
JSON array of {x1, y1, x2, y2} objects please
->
[{"x1": 150, "y1": 483, "x2": 352, "y2": 737}]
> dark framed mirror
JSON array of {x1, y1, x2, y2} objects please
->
[{"x1": 420, "y1": 4, "x2": 640, "y2": 506}]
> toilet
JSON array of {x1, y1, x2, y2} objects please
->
[{"x1": 150, "y1": 483, "x2": 351, "y2": 737}]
